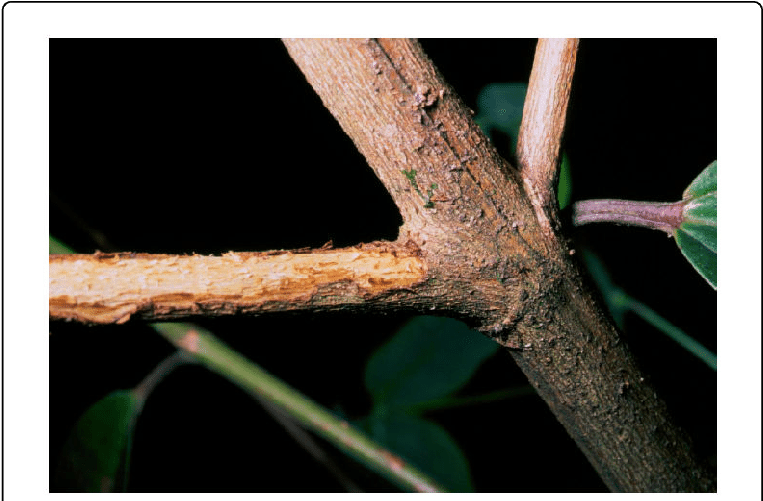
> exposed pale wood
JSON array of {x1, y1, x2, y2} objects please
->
[
  {"x1": 283, "y1": 38, "x2": 714, "y2": 492},
  {"x1": 49, "y1": 38, "x2": 715, "y2": 492},
  {"x1": 49, "y1": 243, "x2": 427, "y2": 324}
]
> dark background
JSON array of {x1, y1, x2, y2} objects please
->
[{"x1": 50, "y1": 39, "x2": 716, "y2": 492}]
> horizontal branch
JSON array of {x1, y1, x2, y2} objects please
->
[
  {"x1": 49, "y1": 39, "x2": 715, "y2": 491},
  {"x1": 49, "y1": 242, "x2": 427, "y2": 325},
  {"x1": 572, "y1": 199, "x2": 684, "y2": 234}
]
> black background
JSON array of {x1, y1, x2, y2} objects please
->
[{"x1": 50, "y1": 38, "x2": 716, "y2": 492}]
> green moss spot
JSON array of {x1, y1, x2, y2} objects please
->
[{"x1": 401, "y1": 169, "x2": 437, "y2": 208}]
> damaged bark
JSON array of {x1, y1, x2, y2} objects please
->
[{"x1": 49, "y1": 38, "x2": 715, "y2": 492}]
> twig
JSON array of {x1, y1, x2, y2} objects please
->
[
  {"x1": 153, "y1": 322, "x2": 445, "y2": 493},
  {"x1": 572, "y1": 199, "x2": 685, "y2": 234},
  {"x1": 249, "y1": 393, "x2": 363, "y2": 492},
  {"x1": 517, "y1": 38, "x2": 579, "y2": 231}
]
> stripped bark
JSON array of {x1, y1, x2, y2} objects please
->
[
  {"x1": 49, "y1": 38, "x2": 715, "y2": 492},
  {"x1": 50, "y1": 242, "x2": 426, "y2": 324}
]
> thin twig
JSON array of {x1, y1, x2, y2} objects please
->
[
  {"x1": 572, "y1": 199, "x2": 684, "y2": 235},
  {"x1": 249, "y1": 393, "x2": 363, "y2": 492},
  {"x1": 153, "y1": 322, "x2": 445, "y2": 493},
  {"x1": 517, "y1": 38, "x2": 579, "y2": 231}
]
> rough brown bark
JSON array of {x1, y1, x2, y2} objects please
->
[
  {"x1": 281, "y1": 38, "x2": 714, "y2": 492},
  {"x1": 49, "y1": 38, "x2": 715, "y2": 492}
]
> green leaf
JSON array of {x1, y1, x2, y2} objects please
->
[
  {"x1": 364, "y1": 412, "x2": 474, "y2": 492},
  {"x1": 50, "y1": 235, "x2": 75, "y2": 254},
  {"x1": 53, "y1": 390, "x2": 140, "y2": 492},
  {"x1": 362, "y1": 317, "x2": 496, "y2": 491},
  {"x1": 675, "y1": 161, "x2": 717, "y2": 289},
  {"x1": 675, "y1": 228, "x2": 717, "y2": 288},
  {"x1": 557, "y1": 152, "x2": 572, "y2": 209},
  {"x1": 365, "y1": 316, "x2": 497, "y2": 409},
  {"x1": 475, "y1": 82, "x2": 572, "y2": 208},
  {"x1": 475, "y1": 83, "x2": 527, "y2": 147},
  {"x1": 683, "y1": 159, "x2": 717, "y2": 199}
]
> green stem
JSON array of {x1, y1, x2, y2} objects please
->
[
  {"x1": 580, "y1": 249, "x2": 715, "y2": 370},
  {"x1": 122, "y1": 351, "x2": 194, "y2": 492},
  {"x1": 51, "y1": 236, "x2": 440, "y2": 491},
  {"x1": 132, "y1": 350, "x2": 195, "y2": 415},
  {"x1": 625, "y1": 296, "x2": 717, "y2": 371},
  {"x1": 152, "y1": 322, "x2": 445, "y2": 493}
]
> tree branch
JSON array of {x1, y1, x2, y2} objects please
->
[
  {"x1": 49, "y1": 242, "x2": 426, "y2": 324},
  {"x1": 280, "y1": 38, "x2": 551, "y2": 337},
  {"x1": 517, "y1": 38, "x2": 579, "y2": 233},
  {"x1": 50, "y1": 38, "x2": 715, "y2": 492}
]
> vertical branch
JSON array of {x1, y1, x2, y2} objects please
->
[{"x1": 517, "y1": 38, "x2": 579, "y2": 233}]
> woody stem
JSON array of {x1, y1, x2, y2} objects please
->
[{"x1": 572, "y1": 199, "x2": 685, "y2": 235}]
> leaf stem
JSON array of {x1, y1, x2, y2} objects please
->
[
  {"x1": 572, "y1": 199, "x2": 685, "y2": 235},
  {"x1": 580, "y1": 249, "x2": 716, "y2": 371},
  {"x1": 153, "y1": 322, "x2": 445, "y2": 493},
  {"x1": 626, "y1": 296, "x2": 717, "y2": 371},
  {"x1": 132, "y1": 350, "x2": 196, "y2": 413}
]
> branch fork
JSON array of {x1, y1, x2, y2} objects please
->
[{"x1": 49, "y1": 38, "x2": 715, "y2": 492}]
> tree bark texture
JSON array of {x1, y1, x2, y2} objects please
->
[
  {"x1": 518, "y1": 38, "x2": 578, "y2": 235},
  {"x1": 281, "y1": 38, "x2": 714, "y2": 493},
  {"x1": 49, "y1": 38, "x2": 715, "y2": 492}
]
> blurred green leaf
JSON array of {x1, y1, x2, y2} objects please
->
[
  {"x1": 53, "y1": 390, "x2": 140, "y2": 492},
  {"x1": 475, "y1": 82, "x2": 571, "y2": 208},
  {"x1": 49, "y1": 235, "x2": 75, "y2": 254},
  {"x1": 557, "y1": 152, "x2": 572, "y2": 209},
  {"x1": 676, "y1": 161, "x2": 717, "y2": 289},
  {"x1": 53, "y1": 351, "x2": 193, "y2": 493},
  {"x1": 362, "y1": 317, "x2": 497, "y2": 491},
  {"x1": 476, "y1": 83, "x2": 527, "y2": 148},
  {"x1": 365, "y1": 316, "x2": 498, "y2": 409},
  {"x1": 364, "y1": 412, "x2": 473, "y2": 492}
]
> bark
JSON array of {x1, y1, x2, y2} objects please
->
[
  {"x1": 282, "y1": 38, "x2": 715, "y2": 493},
  {"x1": 49, "y1": 243, "x2": 428, "y2": 324},
  {"x1": 49, "y1": 38, "x2": 715, "y2": 492},
  {"x1": 518, "y1": 38, "x2": 578, "y2": 235}
]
